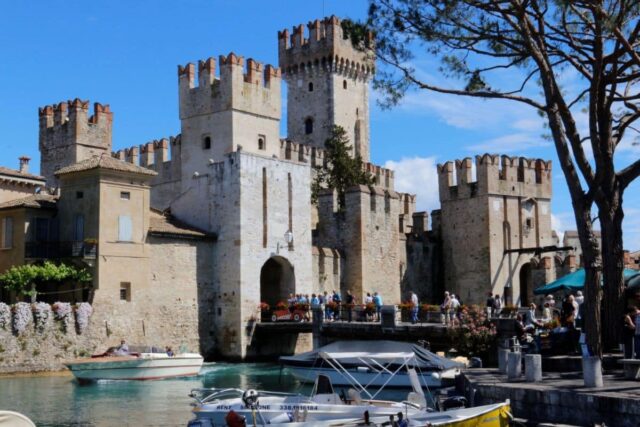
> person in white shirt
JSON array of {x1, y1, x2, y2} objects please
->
[
  {"x1": 410, "y1": 291, "x2": 419, "y2": 324},
  {"x1": 449, "y1": 294, "x2": 461, "y2": 323}
]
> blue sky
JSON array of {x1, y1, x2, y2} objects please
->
[{"x1": 1, "y1": 0, "x2": 638, "y2": 250}]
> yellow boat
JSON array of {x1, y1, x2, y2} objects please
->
[{"x1": 269, "y1": 401, "x2": 512, "y2": 426}]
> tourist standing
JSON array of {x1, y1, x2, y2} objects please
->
[
  {"x1": 324, "y1": 291, "x2": 333, "y2": 321},
  {"x1": 410, "y1": 291, "x2": 419, "y2": 324},
  {"x1": 345, "y1": 290, "x2": 354, "y2": 322},
  {"x1": 561, "y1": 295, "x2": 576, "y2": 328},
  {"x1": 574, "y1": 291, "x2": 584, "y2": 327},
  {"x1": 450, "y1": 294, "x2": 460, "y2": 323},
  {"x1": 441, "y1": 291, "x2": 451, "y2": 325},
  {"x1": 493, "y1": 294, "x2": 503, "y2": 316},
  {"x1": 485, "y1": 292, "x2": 495, "y2": 318},
  {"x1": 373, "y1": 292, "x2": 383, "y2": 322},
  {"x1": 542, "y1": 302, "x2": 552, "y2": 323},
  {"x1": 623, "y1": 307, "x2": 638, "y2": 359}
]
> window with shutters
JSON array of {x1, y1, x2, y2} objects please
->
[
  {"x1": 118, "y1": 215, "x2": 133, "y2": 242},
  {"x1": 1, "y1": 217, "x2": 13, "y2": 249}
]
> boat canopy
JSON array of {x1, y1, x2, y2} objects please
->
[{"x1": 281, "y1": 340, "x2": 464, "y2": 371}]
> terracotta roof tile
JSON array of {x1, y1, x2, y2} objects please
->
[
  {"x1": 0, "y1": 166, "x2": 45, "y2": 182},
  {"x1": 148, "y1": 211, "x2": 214, "y2": 240},
  {"x1": 0, "y1": 194, "x2": 58, "y2": 210},
  {"x1": 55, "y1": 154, "x2": 157, "y2": 177}
]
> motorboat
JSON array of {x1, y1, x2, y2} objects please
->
[
  {"x1": 186, "y1": 371, "x2": 511, "y2": 426},
  {"x1": 0, "y1": 411, "x2": 36, "y2": 427},
  {"x1": 187, "y1": 372, "x2": 429, "y2": 426},
  {"x1": 64, "y1": 345, "x2": 204, "y2": 382},
  {"x1": 280, "y1": 341, "x2": 464, "y2": 389}
]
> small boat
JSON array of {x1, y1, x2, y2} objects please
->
[
  {"x1": 64, "y1": 345, "x2": 204, "y2": 382},
  {"x1": 0, "y1": 411, "x2": 37, "y2": 427},
  {"x1": 280, "y1": 340, "x2": 464, "y2": 389},
  {"x1": 187, "y1": 373, "x2": 428, "y2": 426}
]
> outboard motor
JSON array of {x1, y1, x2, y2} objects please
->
[
  {"x1": 442, "y1": 396, "x2": 467, "y2": 411},
  {"x1": 241, "y1": 389, "x2": 259, "y2": 408}
]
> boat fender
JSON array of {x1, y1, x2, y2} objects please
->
[{"x1": 241, "y1": 389, "x2": 259, "y2": 408}]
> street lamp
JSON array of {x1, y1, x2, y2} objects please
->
[{"x1": 284, "y1": 230, "x2": 294, "y2": 250}]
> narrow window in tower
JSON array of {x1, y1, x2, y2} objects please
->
[
  {"x1": 343, "y1": 80, "x2": 347, "y2": 89},
  {"x1": 258, "y1": 135, "x2": 266, "y2": 151},
  {"x1": 308, "y1": 82, "x2": 314, "y2": 92},
  {"x1": 305, "y1": 118, "x2": 313, "y2": 135},
  {"x1": 203, "y1": 136, "x2": 211, "y2": 150},
  {"x1": 262, "y1": 167, "x2": 267, "y2": 248}
]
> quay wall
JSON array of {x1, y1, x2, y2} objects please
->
[
  {"x1": 459, "y1": 370, "x2": 640, "y2": 427},
  {"x1": 0, "y1": 237, "x2": 213, "y2": 374}
]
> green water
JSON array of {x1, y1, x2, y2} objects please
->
[
  {"x1": 0, "y1": 364, "x2": 294, "y2": 427},
  {"x1": 0, "y1": 363, "x2": 412, "y2": 427}
]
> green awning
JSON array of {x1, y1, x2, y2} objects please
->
[{"x1": 533, "y1": 268, "x2": 640, "y2": 295}]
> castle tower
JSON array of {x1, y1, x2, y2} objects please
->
[
  {"x1": 437, "y1": 154, "x2": 553, "y2": 306},
  {"x1": 178, "y1": 53, "x2": 281, "y2": 186},
  {"x1": 39, "y1": 99, "x2": 113, "y2": 189},
  {"x1": 278, "y1": 16, "x2": 375, "y2": 161}
]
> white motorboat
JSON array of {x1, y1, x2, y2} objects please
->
[
  {"x1": 280, "y1": 341, "x2": 463, "y2": 389},
  {"x1": 187, "y1": 373, "x2": 428, "y2": 426},
  {"x1": 64, "y1": 345, "x2": 204, "y2": 382}
]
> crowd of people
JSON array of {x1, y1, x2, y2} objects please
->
[{"x1": 285, "y1": 290, "x2": 385, "y2": 322}]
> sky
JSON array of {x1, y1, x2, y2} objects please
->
[{"x1": 0, "y1": 0, "x2": 638, "y2": 250}]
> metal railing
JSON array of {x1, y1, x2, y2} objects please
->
[{"x1": 25, "y1": 241, "x2": 97, "y2": 259}]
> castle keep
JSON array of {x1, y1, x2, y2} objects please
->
[{"x1": 0, "y1": 16, "x2": 570, "y2": 363}]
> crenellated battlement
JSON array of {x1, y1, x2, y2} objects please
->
[
  {"x1": 437, "y1": 153, "x2": 552, "y2": 202},
  {"x1": 178, "y1": 53, "x2": 281, "y2": 120},
  {"x1": 39, "y1": 98, "x2": 113, "y2": 187},
  {"x1": 279, "y1": 139, "x2": 394, "y2": 189},
  {"x1": 278, "y1": 16, "x2": 374, "y2": 79}
]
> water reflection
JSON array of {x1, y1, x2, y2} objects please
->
[{"x1": 0, "y1": 363, "x2": 417, "y2": 426}]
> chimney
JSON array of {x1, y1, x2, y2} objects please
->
[{"x1": 18, "y1": 156, "x2": 30, "y2": 174}]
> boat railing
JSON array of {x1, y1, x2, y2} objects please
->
[{"x1": 189, "y1": 388, "x2": 305, "y2": 405}]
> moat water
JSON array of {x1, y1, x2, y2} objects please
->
[{"x1": 0, "y1": 363, "x2": 413, "y2": 426}]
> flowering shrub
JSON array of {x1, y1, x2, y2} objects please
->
[
  {"x1": 32, "y1": 302, "x2": 52, "y2": 332},
  {"x1": 294, "y1": 303, "x2": 310, "y2": 311},
  {"x1": 275, "y1": 301, "x2": 287, "y2": 311},
  {"x1": 364, "y1": 302, "x2": 376, "y2": 314},
  {"x1": 398, "y1": 301, "x2": 415, "y2": 310},
  {"x1": 500, "y1": 305, "x2": 518, "y2": 316},
  {"x1": 259, "y1": 302, "x2": 270, "y2": 312},
  {"x1": 0, "y1": 302, "x2": 10, "y2": 330},
  {"x1": 75, "y1": 303, "x2": 93, "y2": 334},
  {"x1": 448, "y1": 305, "x2": 497, "y2": 358},
  {"x1": 421, "y1": 304, "x2": 441, "y2": 312},
  {"x1": 53, "y1": 302, "x2": 72, "y2": 333},
  {"x1": 326, "y1": 301, "x2": 338, "y2": 311},
  {"x1": 12, "y1": 302, "x2": 33, "y2": 335}
]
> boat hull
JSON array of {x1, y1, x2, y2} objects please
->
[
  {"x1": 65, "y1": 354, "x2": 204, "y2": 381},
  {"x1": 287, "y1": 366, "x2": 450, "y2": 389}
]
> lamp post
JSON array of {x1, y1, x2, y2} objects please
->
[{"x1": 285, "y1": 230, "x2": 294, "y2": 251}]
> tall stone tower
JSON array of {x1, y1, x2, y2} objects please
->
[
  {"x1": 437, "y1": 154, "x2": 553, "y2": 306},
  {"x1": 278, "y1": 16, "x2": 374, "y2": 161},
  {"x1": 178, "y1": 53, "x2": 281, "y2": 186},
  {"x1": 39, "y1": 99, "x2": 112, "y2": 189}
]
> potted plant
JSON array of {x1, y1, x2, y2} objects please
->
[
  {"x1": 259, "y1": 302, "x2": 271, "y2": 321},
  {"x1": 420, "y1": 304, "x2": 441, "y2": 323}
]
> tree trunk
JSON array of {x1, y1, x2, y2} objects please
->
[
  {"x1": 576, "y1": 207, "x2": 603, "y2": 358},
  {"x1": 599, "y1": 201, "x2": 626, "y2": 351}
]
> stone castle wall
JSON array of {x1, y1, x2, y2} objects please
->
[{"x1": 438, "y1": 154, "x2": 553, "y2": 305}]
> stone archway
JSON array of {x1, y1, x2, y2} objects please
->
[
  {"x1": 260, "y1": 256, "x2": 295, "y2": 306},
  {"x1": 519, "y1": 263, "x2": 533, "y2": 307}
]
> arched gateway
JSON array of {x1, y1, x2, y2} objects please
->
[{"x1": 260, "y1": 256, "x2": 295, "y2": 306}]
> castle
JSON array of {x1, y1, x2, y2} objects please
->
[{"x1": 0, "y1": 16, "x2": 582, "y2": 361}]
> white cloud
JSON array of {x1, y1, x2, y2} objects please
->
[
  {"x1": 551, "y1": 212, "x2": 572, "y2": 243},
  {"x1": 466, "y1": 133, "x2": 551, "y2": 153},
  {"x1": 384, "y1": 156, "x2": 440, "y2": 213}
]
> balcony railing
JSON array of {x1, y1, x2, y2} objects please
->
[{"x1": 25, "y1": 241, "x2": 98, "y2": 259}]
